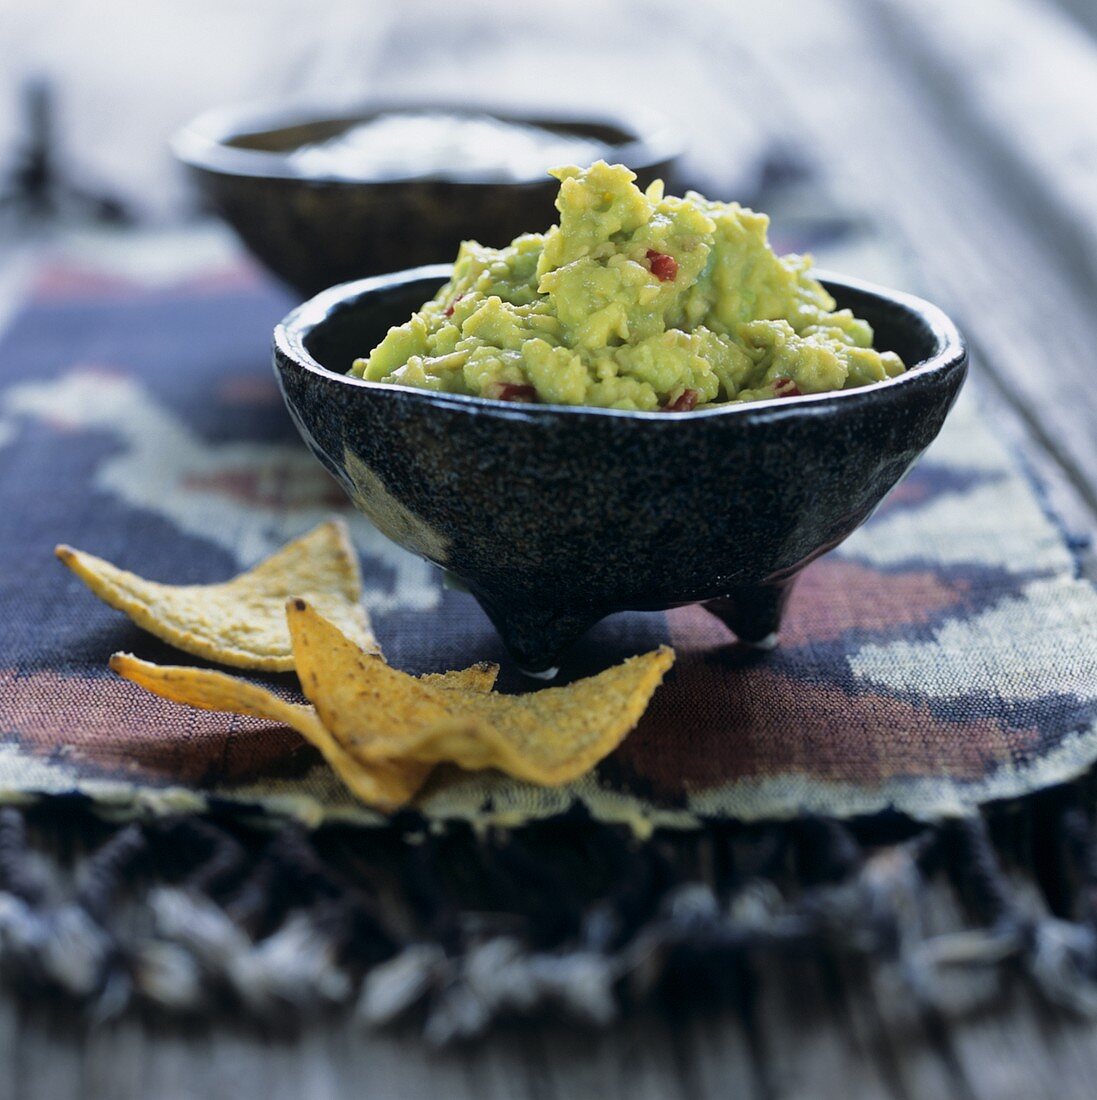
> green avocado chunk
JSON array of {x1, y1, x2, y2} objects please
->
[{"x1": 351, "y1": 161, "x2": 905, "y2": 410}]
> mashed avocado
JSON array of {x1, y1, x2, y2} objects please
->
[{"x1": 352, "y1": 161, "x2": 905, "y2": 410}]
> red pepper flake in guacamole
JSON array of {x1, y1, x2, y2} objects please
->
[
  {"x1": 774, "y1": 377, "x2": 802, "y2": 397},
  {"x1": 664, "y1": 389, "x2": 699, "y2": 412},
  {"x1": 646, "y1": 249, "x2": 678, "y2": 282},
  {"x1": 486, "y1": 382, "x2": 538, "y2": 403}
]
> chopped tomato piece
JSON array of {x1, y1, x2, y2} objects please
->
[
  {"x1": 645, "y1": 249, "x2": 678, "y2": 282},
  {"x1": 664, "y1": 388, "x2": 699, "y2": 412},
  {"x1": 486, "y1": 382, "x2": 538, "y2": 403},
  {"x1": 773, "y1": 377, "x2": 802, "y2": 397}
]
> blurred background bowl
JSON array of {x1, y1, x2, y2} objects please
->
[{"x1": 173, "y1": 99, "x2": 682, "y2": 296}]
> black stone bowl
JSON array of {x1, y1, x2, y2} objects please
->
[
  {"x1": 173, "y1": 100, "x2": 680, "y2": 297},
  {"x1": 273, "y1": 266, "x2": 966, "y2": 674}
]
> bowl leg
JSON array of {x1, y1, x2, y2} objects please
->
[
  {"x1": 703, "y1": 577, "x2": 798, "y2": 649},
  {"x1": 473, "y1": 594, "x2": 602, "y2": 678}
]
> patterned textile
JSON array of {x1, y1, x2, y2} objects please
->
[{"x1": 0, "y1": 240, "x2": 1094, "y2": 827}]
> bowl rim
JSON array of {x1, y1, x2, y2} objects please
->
[
  {"x1": 172, "y1": 96, "x2": 682, "y2": 186},
  {"x1": 273, "y1": 265, "x2": 966, "y2": 422}
]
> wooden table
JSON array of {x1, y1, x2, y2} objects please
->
[{"x1": 1, "y1": 0, "x2": 1095, "y2": 1095}]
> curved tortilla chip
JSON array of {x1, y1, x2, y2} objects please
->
[
  {"x1": 58, "y1": 520, "x2": 376, "y2": 672},
  {"x1": 364, "y1": 648, "x2": 675, "y2": 784},
  {"x1": 286, "y1": 598, "x2": 478, "y2": 750},
  {"x1": 109, "y1": 653, "x2": 428, "y2": 811},
  {"x1": 287, "y1": 600, "x2": 674, "y2": 787},
  {"x1": 421, "y1": 662, "x2": 499, "y2": 694},
  {"x1": 107, "y1": 654, "x2": 495, "y2": 811}
]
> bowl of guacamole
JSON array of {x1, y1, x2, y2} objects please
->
[
  {"x1": 274, "y1": 167, "x2": 966, "y2": 673},
  {"x1": 354, "y1": 162, "x2": 906, "y2": 410}
]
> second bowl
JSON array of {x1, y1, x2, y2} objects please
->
[{"x1": 175, "y1": 100, "x2": 681, "y2": 296}]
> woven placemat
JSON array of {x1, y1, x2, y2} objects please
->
[{"x1": 0, "y1": 239, "x2": 1094, "y2": 828}]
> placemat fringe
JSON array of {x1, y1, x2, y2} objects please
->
[{"x1": 2, "y1": 801, "x2": 1097, "y2": 1038}]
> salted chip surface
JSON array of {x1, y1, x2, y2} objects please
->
[
  {"x1": 288, "y1": 600, "x2": 675, "y2": 787},
  {"x1": 108, "y1": 655, "x2": 497, "y2": 811},
  {"x1": 109, "y1": 653, "x2": 426, "y2": 810},
  {"x1": 287, "y1": 599, "x2": 479, "y2": 751},
  {"x1": 58, "y1": 520, "x2": 377, "y2": 672},
  {"x1": 360, "y1": 649, "x2": 675, "y2": 784},
  {"x1": 421, "y1": 663, "x2": 499, "y2": 694}
]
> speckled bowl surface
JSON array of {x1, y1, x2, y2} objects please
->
[
  {"x1": 174, "y1": 100, "x2": 680, "y2": 297},
  {"x1": 273, "y1": 266, "x2": 966, "y2": 673}
]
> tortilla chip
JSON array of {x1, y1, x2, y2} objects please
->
[
  {"x1": 286, "y1": 598, "x2": 479, "y2": 751},
  {"x1": 287, "y1": 599, "x2": 674, "y2": 786},
  {"x1": 58, "y1": 520, "x2": 376, "y2": 672},
  {"x1": 108, "y1": 653, "x2": 428, "y2": 811},
  {"x1": 421, "y1": 662, "x2": 499, "y2": 694},
  {"x1": 361, "y1": 649, "x2": 675, "y2": 784}
]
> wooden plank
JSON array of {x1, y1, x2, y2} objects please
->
[
  {"x1": 0, "y1": 994, "x2": 18, "y2": 1100},
  {"x1": 914, "y1": 873, "x2": 1082, "y2": 1100},
  {"x1": 136, "y1": 1022, "x2": 216, "y2": 1100},
  {"x1": 615, "y1": 1009, "x2": 757, "y2": 1100},
  {"x1": 81, "y1": 1017, "x2": 146, "y2": 1100},
  {"x1": 877, "y1": 0, "x2": 1097, "y2": 292},
  {"x1": 671, "y1": 1004, "x2": 767, "y2": 1100},
  {"x1": 300, "y1": 1024, "x2": 480, "y2": 1100},
  {"x1": 711, "y1": 0, "x2": 1097, "y2": 511},
  {"x1": 833, "y1": 952, "x2": 971, "y2": 1100},
  {"x1": 751, "y1": 952, "x2": 905, "y2": 1100},
  {"x1": 10, "y1": 1008, "x2": 85, "y2": 1100}
]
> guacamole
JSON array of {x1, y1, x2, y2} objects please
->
[{"x1": 352, "y1": 161, "x2": 905, "y2": 410}]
